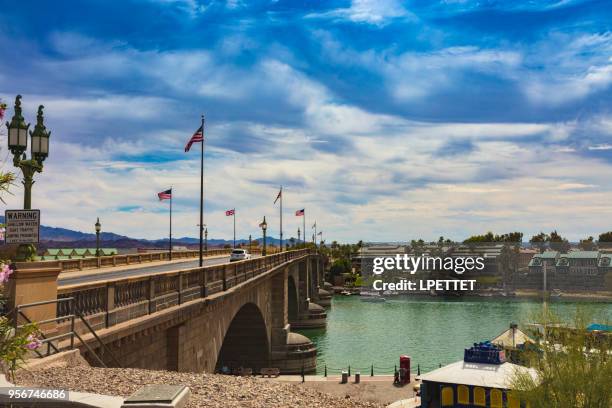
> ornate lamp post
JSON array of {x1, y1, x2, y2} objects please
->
[
  {"x1": 204, "y1": 227, "x2": 208, "y2": 254},
  {"x1": 95, "y1": 218, "x2": 101, "y2": 257},
  {"x1": 260, "y1": 216, "x2": 267, "y2": 256},
  {"x1": 297, "y1": 227, "x2": 301, "y2": 245},
  {"x1": 6, "y1": 95, "x2": 51, "y2": 261},
  {"x1": 248, "y1": 234, "x2": 252, "y2": 254}
]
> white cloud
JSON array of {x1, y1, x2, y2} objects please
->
[{"x1": 306, "y1": 0, "x2": 414, "y2": 26}]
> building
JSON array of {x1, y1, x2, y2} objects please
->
[
  {"x1": 523, "y1": 250, "x2": 611, "y2": 291},
  {"x1": 419, "y1": 343, "x2": 537, "y2": 408}
]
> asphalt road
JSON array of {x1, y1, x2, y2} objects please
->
[{"x1": 58, "y1": 255, "x2": 259, "y2": 287}]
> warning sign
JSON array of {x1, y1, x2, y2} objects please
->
[{"x1": 4, "y1": 210, "x2": 40, "y2": 244}]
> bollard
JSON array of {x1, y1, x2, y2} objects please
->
[
  {"x1": 324, "y1": 365, "x2": 327, "y2": 377},
  {"x1": 348, "y1": 365, "x2": 351, "y2": 377},
  {"x1": 355, "y1": 372, "x2": 361, "y2": 384},
  {"x1": 341, "y1": 370, "x2": 348, "y2": 384},
  {"x1": 370, "y1": 364, "x2": 374, "y2": 377},
  {"x1": 301, "y1": 364, "x2": 305, "y2": 383},
  {"x1": 417, "y1": 364, "x2": 420, "y2": 376}
]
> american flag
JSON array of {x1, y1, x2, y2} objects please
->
[
  {"x1": 274, "y1": 188, "x2": 282, "y2": 204},
  {"x1": 158, "y1": 189, "x2": 172, "y2": 201},
  {"x1": 295, "y1": 209, "x2": 304, "y2": 216},
  {"x1": 184, "y1": 125, "x2": 204, "y2": 152},
  {"x1": 225, "y1": 209, "x2": 235, "y2": 216}
]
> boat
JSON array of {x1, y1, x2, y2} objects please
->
[
  {"x1": 360, "y1": 296, "x2": 386, "y2": 303},
  {"x1": 340, "y1": 290, "x2": 353, "y2": 296},
  {"x1": 359, "y1": 291, "x2": 386, "y2": 302}
]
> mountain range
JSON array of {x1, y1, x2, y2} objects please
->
[{"x1": 0, "y1": 216, "x2": 286, "y2": 249}]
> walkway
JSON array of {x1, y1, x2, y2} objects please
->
[{"x1": 58, "y1": 254, "x2": 261, "y2": 286}]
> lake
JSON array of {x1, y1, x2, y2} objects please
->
[{"x1": 297, "y1": 295, "x2": 612, "y2": 375}]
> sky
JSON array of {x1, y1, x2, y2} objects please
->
[{"x1": 0, "y1": 0, "x2": 611, "y2": 243}]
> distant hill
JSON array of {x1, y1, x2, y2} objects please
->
[{"x1": 0, "y1": 215, "x2": 286, "y2": 248}]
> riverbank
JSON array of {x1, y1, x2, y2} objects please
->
[{"x1": 16, "y1": 366, "x2": 383, "y2": 408}]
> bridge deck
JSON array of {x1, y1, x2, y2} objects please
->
[{"x1": 58, "y1": 254, "x2": 261, "y2": 287}]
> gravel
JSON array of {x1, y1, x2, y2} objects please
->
[{"x1": 16, "y1": 366, "x2": 384, "y2": 408}]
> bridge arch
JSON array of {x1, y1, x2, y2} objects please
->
[{"x1": 215, "y1": 302, "x2": 269, "y2": 372}]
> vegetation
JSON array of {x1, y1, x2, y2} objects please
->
[
  {"x1": 529, "y1": 231, "x2": 570, "y2": 253},
  {"x1": 511, "y1": 310, "x2": 612, "y2": 408},
  {"x1": 579, "y1": 236, "x2": 596, "y2": 251},
  {"x1": 464, "y1": 231, "x2": 523, "y2": 243}
]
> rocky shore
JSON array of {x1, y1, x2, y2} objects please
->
[{"x1": 16, "y1": 366, "x2": 383, "y2": 408}]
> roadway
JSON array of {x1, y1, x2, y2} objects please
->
[{"x1": 58, "y1": 254, "x2": 260, "y2": 287}]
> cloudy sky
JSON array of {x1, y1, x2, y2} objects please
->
[{"x1": 1, "y1": 0, "x2": 611, "y2": 243}]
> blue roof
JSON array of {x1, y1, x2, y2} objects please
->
[{"x1": 587, "y1": 324, "x2": 612, "y2": 332}]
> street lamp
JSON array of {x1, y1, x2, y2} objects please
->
[
  {"x1": 248, "y1": 234, "x2": 252, "y2": 254},
  {"x1": 6, "y1": 95, "x2": 51, "y2": 261},
  {"x1": 95, "y1": 218, "x2": 101, "y2": 257},
  {"x1": 297, "y1": 227, "x2": 301, "y2": 245},
  {"x1": 204, "y1": 227, "x2": 208, "y2": 254},
  {"x1": 260, "y1": 216, "x2": 268, "y2": 256}
]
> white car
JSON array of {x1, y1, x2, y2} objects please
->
[{"x1": 230, "y1": 249, "x2": 251, "y2": 262}]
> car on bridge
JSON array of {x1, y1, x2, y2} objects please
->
[{"x1": 230, "y1": 249, "x2": 252, "y2": 262}]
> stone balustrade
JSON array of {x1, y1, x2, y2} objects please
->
[
  {"x1": 57, "y1": 249, "x2": 312, "y2": 333},
  {"x1": 53, "y1": 248, "x2": 234, "y2": 272}
]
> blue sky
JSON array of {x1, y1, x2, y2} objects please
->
[{"x1": 1, "y1": 0, "x2": 612, "y2": 242}]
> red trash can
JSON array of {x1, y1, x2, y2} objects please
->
[{"x1": 399, "y1": 355, "x2": 411, "y2": 384}]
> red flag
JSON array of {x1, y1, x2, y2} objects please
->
[
  {"x1": 225, "y1": 209, "x2": 235, "y2": 216},
  {"x1": 295, "y1": 209, "x2": 304, "y2": 216},
  {"x1": 184, "y1": 125, "x2": 204, "y2": 152}
]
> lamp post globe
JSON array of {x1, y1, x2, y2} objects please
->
[
  {"x1": 95, "y1": 218, "x2": 101, "y2": 257},
  {"x1": 6, "y1": 95, "x2": 29, "y2": 158},
  {"x1": 30, "y1": 105, "x2": 50, "y2": 163},
  {"x1": 261, "y1": 216, "x2": 267, "y2": 256}
]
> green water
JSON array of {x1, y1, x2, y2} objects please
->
[{"x1": 297, "y1": 296, "x2": 612, "y2": 375}]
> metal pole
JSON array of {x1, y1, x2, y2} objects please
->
[
  {"x1": 233, "y1": 209, "x2": 236, "y2": 249},
  {"x1": 303, "y1": 211, "x2": 306, "y2": 246},
  {"x1": 199, "y1": 115, "x2": 205, "y2": 267},
  {"x1": 263, "y1": 228, "x2": 267, "y2": 256},
  {"x1": 249, "y1": 234, "x2": 252, "y2": 253},
  {"x1": 169, "y1": 190, "x2": 173, "y2": 261},
  {"x1": 280, "y1": 186, "x2": 283, "y2": 252}
]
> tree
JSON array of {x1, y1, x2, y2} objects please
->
[
  {"x1": 530, "y1": 232, "x2": 548, "y2": 253},
  {"x1": 598, "y1": 231, "x2": 612, "y2": 243},
  {"x1": 511, "y1": 310, "x2": 612, "y2": 408},
  {"x1": 548, "y1": 230, "x2": 570, "y2": 253},
  {"x1": 579, "y1": 236, "x2": 596, "y2": 251}
]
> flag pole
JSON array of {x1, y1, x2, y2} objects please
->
[
  {"x1": 233, "y1": 209, "x2": 236, "y2": 249},
  {"x1": 169, "y1": 187, "x2": 173, "y2": 261},
  {"x1": 199, "y1": 115, "x2": 205, "y2": 267},
  {"x1": 279, "y1": 186, "x2": 283, "y2": 252},
  {"x1": 303, "y1": 210, "x2": 306, "y2": 246}
]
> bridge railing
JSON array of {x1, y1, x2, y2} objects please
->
[
  {"x1": 54, "y1": 248, "x2": 233, "y2": 272},
  {"x1": 56, "y1": 249, "x2": 313, "y2": 333}
]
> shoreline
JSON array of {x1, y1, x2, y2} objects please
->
[{"x1": 332, "y1": 286, "x2": 612, "y2": 302}]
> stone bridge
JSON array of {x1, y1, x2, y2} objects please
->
[{"x1": 9, "y1": 249, "x2": 333, "y2": 374}]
